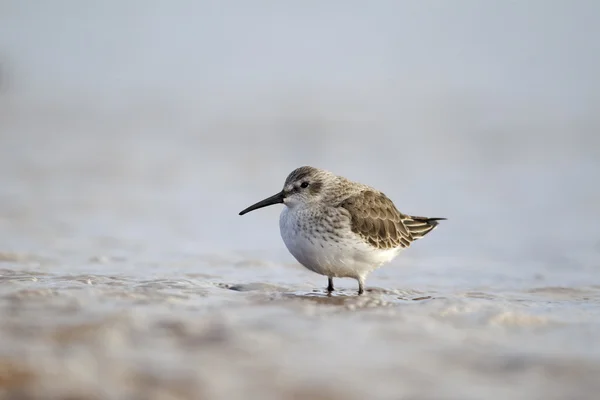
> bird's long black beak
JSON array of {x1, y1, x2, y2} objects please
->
[{"x1": 239, "y1": 191, "x2": 285, "y2": 215}]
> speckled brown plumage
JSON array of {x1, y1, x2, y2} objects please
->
[
  {"x1": 339, "y1": 190, "x2": 445, "y2": 250},
  {"x1": 284, "y1": 166, "x2": 314, "y2": 187}
]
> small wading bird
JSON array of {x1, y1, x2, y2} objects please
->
[{"x1": 239, "y1": 166, "x2": 445, "y2": 295}]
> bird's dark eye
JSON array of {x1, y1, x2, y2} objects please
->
[{"x1": 300, "y1": 182, "x2": 309, "y2": 188}]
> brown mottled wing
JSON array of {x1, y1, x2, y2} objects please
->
[
  {"x1": 339, "y1": 190, "x2": 446, "y2": 250},
  {"x1": 339, "y1": 190, "x2": 413, "y2": 249}
]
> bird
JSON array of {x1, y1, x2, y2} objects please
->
[{"x1": 238, "y1": 166, "x2": 445, "y2": 295}]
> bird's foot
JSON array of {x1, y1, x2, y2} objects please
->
[{"x1": 327, "y1": 277, "x2": 334, "y2": 294}]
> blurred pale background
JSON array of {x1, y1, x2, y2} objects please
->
[{"x1": 0, "y1": 2, "x2": 599, "y2": 399}]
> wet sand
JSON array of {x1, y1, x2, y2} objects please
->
[{"x1": 1, "y1": 256, "x2": 600, "y2": 400}]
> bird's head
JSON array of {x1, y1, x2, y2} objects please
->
[{"x1": 238, "y1": 166, "x2": 335, "y2": 215}]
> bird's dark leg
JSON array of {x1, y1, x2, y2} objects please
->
[
  {"x1": 357, "y1": 279, "x2": 365, "y2": 295},
  {"x1": 327, "y1": 277, "x2": 334, "y2": 293}
]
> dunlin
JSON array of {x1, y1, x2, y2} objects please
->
[{"x1": 239, "y1": 166, "x2": 445, "y2": 295}]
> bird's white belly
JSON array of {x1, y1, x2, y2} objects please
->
[{"x1": 279, "y1": 207, "x2": 401, "y2": 279}]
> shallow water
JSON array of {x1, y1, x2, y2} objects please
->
[
  {"x1": 2, "y1": 2, "x2": 600, "y2": 399},
  {"x1": 1, "y1": 257, "x2": 600, "y2": 400}
]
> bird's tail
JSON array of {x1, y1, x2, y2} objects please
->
[{"x1": 403, "y1": 216, "x2": 446, "y2": 240}]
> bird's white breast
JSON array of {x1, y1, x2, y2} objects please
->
[{"x1": 279, "y1": 206, "x2": 402, "y2": 280}]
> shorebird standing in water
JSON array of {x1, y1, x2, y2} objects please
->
[{"x1": 239, "y1": 166, "x2": 445, "y2": 295}]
